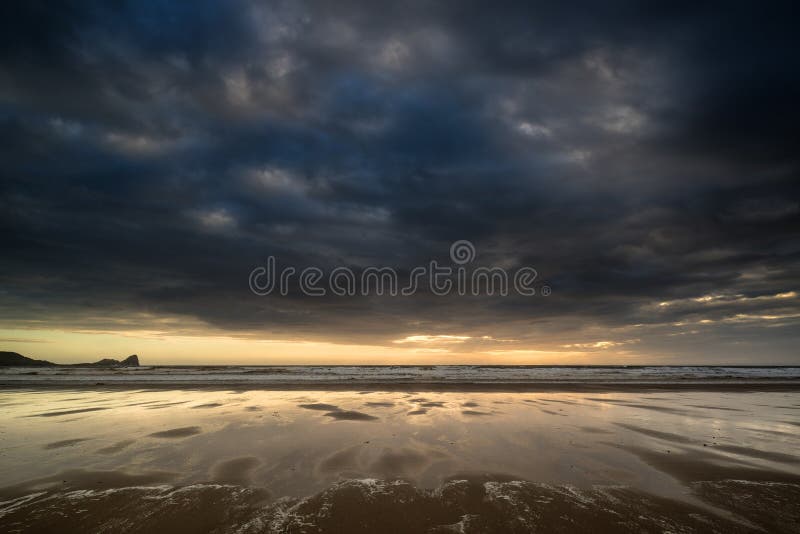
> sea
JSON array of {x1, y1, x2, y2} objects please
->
[{"x1": 1, "y1": 364, "x2": 799, "y2": 386}]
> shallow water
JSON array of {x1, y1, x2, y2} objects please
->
[
  {"x1": 1, "y1": 388, "x2": 799, "y2": 532},
  {"x1": 2, "y1": 364, "x2": 800, "y2": 385}
]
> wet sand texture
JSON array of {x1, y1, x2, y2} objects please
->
[
  {"x1": 298, "y1": 403, "x2": 340, "y2": 411},
  {"x1": 30, "y1": 407, "x2": 109, "y2": 417},
  {"x1": 324, "y1": 410, "x2": 378, "y2": 421},
  {"x1": 2, "y1": 387, "x2": 799, "y2": 533},
  {"x1": 43, "y1": 438, "x2": 90, "y2": 450},
  {"x1": 211, "y1": 457, "x2": 261, "y2": 485},
  {"x1": 96, "y1": 439, "x2": 136, "y2": 454},
  {"x1": 3, "y1": 478, "x2": 798, "y2": 534},
  {"x1": 147, "y1": 426, "x2": 202, "y2": 439}
]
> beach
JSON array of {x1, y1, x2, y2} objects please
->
[
  {"x1": 3, "y1": 0, "x2": 797, "y2": 531},
  {"x1": 1, "y1": 367, "x2": 799, "y2": 533}
]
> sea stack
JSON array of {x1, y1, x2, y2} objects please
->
[{"x1": 120, "y1": 354, "x2": 140, "y2": 367}]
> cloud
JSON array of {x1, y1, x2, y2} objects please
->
[
  {"x1": 0, "y1": 1, "x2": 798, "y2": 363},
  {"x1": 393, "y1": 335, "x2": 471, "y2": 344}
]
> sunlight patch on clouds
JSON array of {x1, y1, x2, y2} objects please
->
[
  {"x1": 672, "y1": 311, "x2": 800, "y2": 328},
  {"x1": 562, "y1": 339, "x2": 638, "y2": 350},
  {"x1": 193, "y1": 208, "x2": 237, "y2": 233},
  {"x1": 375, "y1": 38, "x2": 411, "y2": 70},
  {"x1": 517, "y1": 121, "x2": 552, "y2": 138},
  {"x1": 599, "y1": 106, "x2": 646, "y2": 134},
  {"x1": 393, "y1": 335, "x2": 471, "y2": 344},
  {"x1": 223, "y1": 68, "x2": 251, "y2": 106},
  {"x1": 657, "y1": 291, "x2": 796, "y2": 308},
  {"x1": 245, "y1": 166, "x2": 306, "y2": 194},
  {"x1": 392, "y1": 335, "x2": 518, "y2": 345},
  {"x1": 723, "y1": 313, "x2": 800, "y2": 323},
  {"x1": 104, "y1": 131, "x2": 173, "y2": 156}
]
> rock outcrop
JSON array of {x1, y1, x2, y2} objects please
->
[
  {"x1": 80, "y1": 354, "x2": 141, "y2": 367},
  {"x1": 0, "y1": 351, "x2": 141, "y2": 367},
  {"x1": 0, "y1": 351, "x2": 55, "y2": 367},
  {"x1": 120, "y1": 354, "x2": 140, "y2": 366}
]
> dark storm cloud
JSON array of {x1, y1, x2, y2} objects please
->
[{"x1": 1, "y1": 1, "x2": 798, "y2": 362}]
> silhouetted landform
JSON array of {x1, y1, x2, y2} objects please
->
[
  {"x1": 87, "y1": 355, "x2": 140, "y2": 367},
  {"x1": 0, "y1": 351, "x2": 54, "y2": 367},
  {"x1": 0, "y1": 351, "x2": 140, "y2": 367}
]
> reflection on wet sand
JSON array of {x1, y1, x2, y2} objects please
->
[
  {"x1": 461, "y1": 409, "x2": 490, "y2": 416},
  {"x1": 1, "y1": 388, "x2": 799, "y2": 532},
  {"x1": 614, "y1": 422, "x2": 695, "y2": 444},
  {"x1": 323, "y1": 410, "x2": 377, "y2": 421},
  {"x1": 148, "y1": 426, "x2": 203, "y2": 439},
  {"x1": 192, "y1": 402, "x2": 223, "y2": 409},
  {"x1": 369, "y1": 447, "x2": 432, "y2": 478},
  {"x1": 96, "y1": 439, "x2": 135, "y2": 454},
  {"x1": 297, "y1": 401, "x2": 380, "y2": 420},
  {"x1": 211, "y1": 456, "x2": 261, "y2": 485},
  {"x1": 43, "y1": 438, "x2": 91, "y2": 450},
  {"x1": 318, "y1": 446, "x2": 363, "y2": 473},
  {"x1": 29, "y1": 407, "x2": 109, "y2": 417},
  {"x1": 298, "y1": 403, "x2": 340, "y2": 411}
]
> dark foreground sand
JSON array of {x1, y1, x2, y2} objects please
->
[
  {"x1": 1, "y1": 387, "x2": 799, "y2": 533},
  {"x1": 2, "y1": 476, "x2": 799, "y2": 533}
]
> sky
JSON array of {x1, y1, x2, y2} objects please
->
[{"x1": 1, "y1": 1, "x2": 798, "y2": 365}]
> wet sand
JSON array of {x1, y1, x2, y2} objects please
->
[{"x1": 1, "y1": 387, "x2": 799, "y2": 532}]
